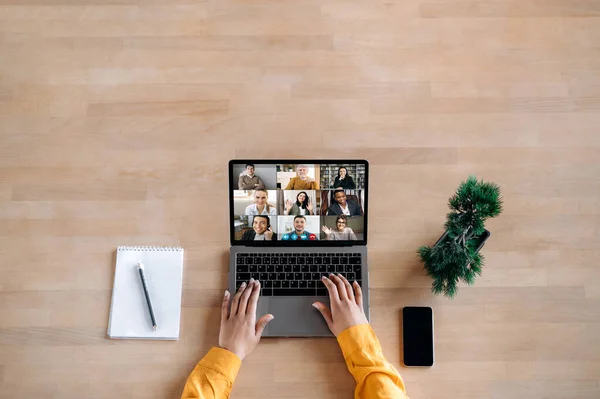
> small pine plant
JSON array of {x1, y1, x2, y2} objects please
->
[{"x1": 418, "y1": 176, "x2": 503, "y2": 298}]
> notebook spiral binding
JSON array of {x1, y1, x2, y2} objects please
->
[{"x1": 118, "y1": 246, "x2": 183, "y2": 252}]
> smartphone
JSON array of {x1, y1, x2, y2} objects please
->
[{"x1": 402, "y1": 307, "x2": 434, "y2": 367}]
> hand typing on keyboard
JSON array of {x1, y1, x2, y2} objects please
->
[
  {"x1": 312, "y1": 274, "x2": 369, "y2": 337},
  {"x1": 182, "y1": 277, "x2": 409, "y2": 399},
  {"x1": 218, "y1": 278, "x2": 274, "y2": 360}
]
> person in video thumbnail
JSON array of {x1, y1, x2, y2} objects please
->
[
  {"x1": 241, "y1": 215, "x2": 275, "y2": 241},
  {"x1": 245, "y1": 189, "x2": 277, "y2": 216},
  {"x1": 284, "y1": 191, "x2": 314, "y2": 216},
  {"x1": 238, "y1": 164, "x2": 266, "y2": 190},
  {"x1": 333, "y1": 167, "x2": 356, "y2": 190},
  {"x1": 322, "y1": 215, "x2": 357, "y2": 241},
  {"x1": 281, "y1": 215, "x2": 318, "y2": 241},
  {"x1": 284, "y1": 164, "x2": 320, "y2": 190},
  {"x1": 327, "y1": 190, "x2": 361, "y2": 216}
]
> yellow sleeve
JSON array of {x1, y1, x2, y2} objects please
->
[
  {"x1": 337, "y1": 324, "x2": 409, "y2": 399},
  {"x1": 284, "y1": 178, "x2": 295, "y2": 190},
  {"x1": 180, "y1": 347, "x2": 242, "y2": 399}
]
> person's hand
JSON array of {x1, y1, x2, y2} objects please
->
[
  {"x1": 219, "y1": 279, "x2": 274, "y2": 360},
  {"x1": 264, "y1": 228, "x2": 273, "y2": 240},
  {"x1": 254, "y1": 183, "x2": 259, "y2": 188},
  {"x1": 321, "y1": 225, "x2": 332, "y2": 236},
  {"x1": 307, "y1": 201, "x2": 313, "y2": 213},
  {"x1": 312, "y1": 274, "x2": 368, "y2": 336},
  {"x1": 285, "y1": 199, "x2": 293, "y2": 213}
]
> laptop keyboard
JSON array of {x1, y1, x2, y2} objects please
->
[{"x1": 235, "y1": 253, "x2": 363, "y2": 296}]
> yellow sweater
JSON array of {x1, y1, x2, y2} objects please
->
[
  {"x1": 284, "y1": 177, "x2": 320, "y2": 190},
  {"x1": 180, "y1": 324, "x2": 408, "y2": 399}
]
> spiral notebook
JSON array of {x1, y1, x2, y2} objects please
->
[{"x1": 108, "y1": 246, "x2": 184, "y2": 340}]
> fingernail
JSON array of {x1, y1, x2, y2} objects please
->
[
  {"x1": 224, "y1": 290, "x2": 230, "y2": 297},
  {"x1": 241, "y1": 282, "x2": 246, "y2": 288},
  {"x1": 312, "y1": 303, "x2": 319, "y2": 309},
  {"x1": 249, "y1": 278, "x2": 254, "y2": 283},
  {"x1": 267, "y1": 315, "x2": 274, "y2": 321}
]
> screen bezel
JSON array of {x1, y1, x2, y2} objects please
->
[
  {"x1": 229, "y1": 159, "x2": 369, "y2": 247},
  {"x1": 402, "y1": 306, "x2": 434, "y2": 367}
]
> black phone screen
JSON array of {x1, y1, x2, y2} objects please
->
[{"x1": 402, "y1": 307, "x2": 434, "y2": 366}]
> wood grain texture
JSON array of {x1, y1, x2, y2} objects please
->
[{"x1": 1, "y1": 0, "x2": 599, "y2": 398}]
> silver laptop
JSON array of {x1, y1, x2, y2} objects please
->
[{"x1": 228, "y1": 160, "x2": 370, "y2": 337}]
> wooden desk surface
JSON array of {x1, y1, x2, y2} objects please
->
[{"x1": 1, "y1": 1, "x2": 600, "y2": 398}]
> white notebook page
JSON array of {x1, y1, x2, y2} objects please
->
[{"x1": 108, "y1": 246, "x2": 184, "y2": 340}]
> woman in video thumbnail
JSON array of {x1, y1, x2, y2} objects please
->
[
  {"x1": 245, "y1": 189, "x2": 277, "y2": 216},
  {"x1": 333, "y1": 167, "x2": 356, "y2": 190},
  {"x1": 284, "y1": 191, "x2": 314, "y2": 216},
  {"x1": 322, "y1": 215, "x2": 357, "y2": 240}
]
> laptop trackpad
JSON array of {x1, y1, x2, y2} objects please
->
[{"x1": 265, "y1": 297, "x2": 332, "y2": 337}]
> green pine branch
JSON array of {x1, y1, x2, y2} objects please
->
[{"x1": 418, "y1": 176, "x2": 502, "y2": 298}]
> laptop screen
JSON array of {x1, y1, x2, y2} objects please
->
[{"x1": 229, "y1": 160, "x2": 368, "y2": 246}]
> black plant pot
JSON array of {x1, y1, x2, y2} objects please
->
[{"x1": 433, "y1": 229, "x2": 491, "y2": 253}]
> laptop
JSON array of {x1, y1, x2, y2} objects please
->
[{"x1": 228, "y1": 160, "x2": 370, "y2": 337}]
